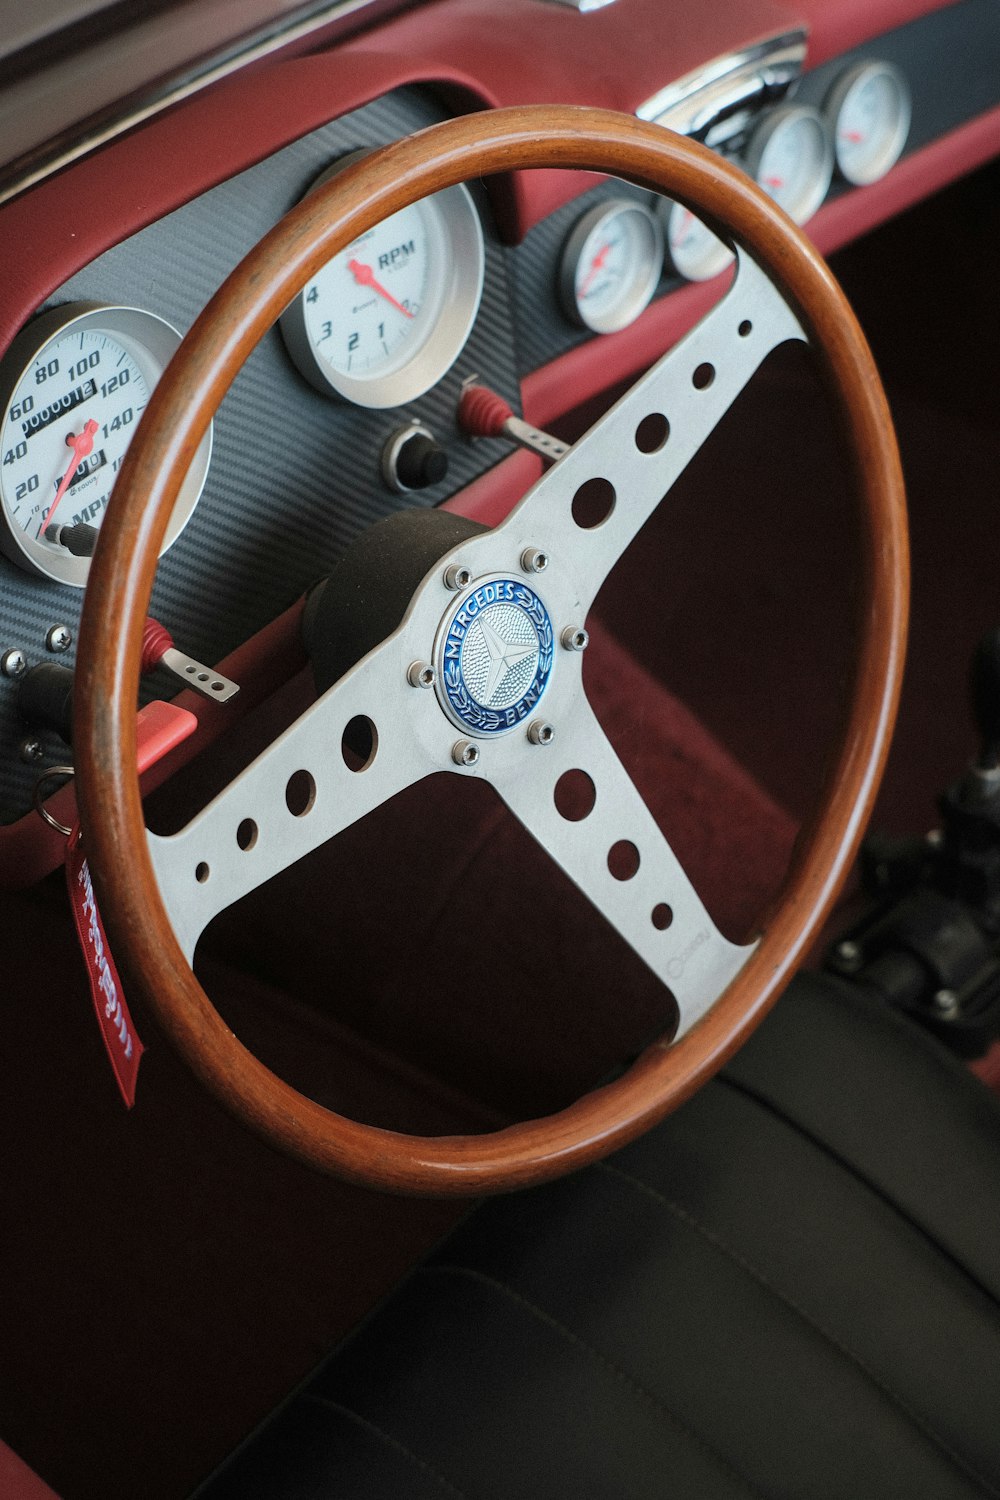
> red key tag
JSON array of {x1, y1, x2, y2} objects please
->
[
  {"x1": 53, "y1": 700, "x2": 198, "y2": 1107},
  {"x1": 66, "y1": 826, "x2": 144, "y2": 1106}
]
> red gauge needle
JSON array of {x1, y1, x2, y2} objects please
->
[
  {"x1": 670, "y1": 209, "x2": 694, "y2": 248},
  {"x1": 347, "y1": 258, "x2": 414, "y2": 318},
  {"x1": 39, "y1": 418, "x2": 99, "y2": 539},
  {"x1": 841, "y1": 130, "x2": 865, "y2": 143},
  {"x1": 763, "y1": 175, "x2": 785, "y2": 191},
  {"x1": 578, "y1": 242, "x2": 612, "y2": 298}
]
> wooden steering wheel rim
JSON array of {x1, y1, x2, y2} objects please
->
[{"x1": 74, "y1": 105, "x2": 908, "y2": 1196}]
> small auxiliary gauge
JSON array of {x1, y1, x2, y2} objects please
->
[
  {"x1": 662, "y1": 201, "x2": 734, "y2": 283},
  {"x1": 825, "y1": 61, "x2": 911, "y2": 186},
  {"x1": 744, "y1": 105, "x2": 833, "y2": 225},
  {"x1": 280, "y1": 158, "x2": 485, "y2": 409},
  {"x1": 559, "y1": 199, "x2": 663, "y2": 334},
  {"x1": 0, "y1": 303, "x2": 211, "y2": 587}
]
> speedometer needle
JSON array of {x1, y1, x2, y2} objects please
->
[
  {"x1": 347, "y1": 258, "x2": 414, "y2": 318},
  {"x1": 39, "y1": 419, "x2": 99, "y2": 539}
]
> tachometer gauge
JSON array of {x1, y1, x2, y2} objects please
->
[
  {"x1": 559, "y1": 199, "x2": 663, "y2": 333},
  {"x1": 280, "y1": 160, "x2": 485, "y2": 409},
  {"x1": 825, "y1": 61, "x2": 911, "y2": 186},
  {"x1": 744, "y1": 105, "x2": 833, "y2": 225},
  {"x1": 662, "y1": 200, "x2": 734, "y2": 283},
  {"x1": 0, "y1": 303, "x2": 211, "y2": 587}
]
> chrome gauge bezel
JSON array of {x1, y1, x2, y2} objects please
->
[
  {"x1": 559, "y1": 198, "x2": 664, "y2": 334},
  {"x1": 744, "y1": 104, "x2": 834, "y2": 225},
  {"x1": 825, "y1": 60, "x2": 911, "y2": 187},
  {"x1": 0, "y1": 302, "x2": 212, "y2": 587},
  {"x1": 280, "y1": 159, "x2": 485, "y2": 409},
  {"x1": 662, "y1": 199, "x2": 734, "y2": 283}
]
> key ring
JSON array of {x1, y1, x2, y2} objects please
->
[{"x1": 33, "y1": 765, "x2": 75, "y2": 837}]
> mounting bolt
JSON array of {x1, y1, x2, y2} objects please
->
[
  {"x1": 1, "y1": 648, "x2": 27, "y2": 679},
  {"x1": 407, "y1": 661, "x2": 437, "y2": 689},
  {"x1": 835, "y1": 939, "x2": 862, "y2": 970},
  {"x1": 933, "y1": 988, "x2": 960, "y2": 1018},
  {"x1": 561, "y1": 626, "x2": 589, "y2": 653},
  {"x1": 925, "y1": 828, "x2": 943, "y2": 848},
  {"x1": 451, "y1": 739, "x2": 481, "y2": 768},
  {"x1": 443, "y1": 563, "x2": 472, "y2": 592},
  {"x1": 527, "y1": 720, "x2": 554, "y2": 746},
  {"x1": 520, "y1": 547, "x2": 549, "y2": 575},
  {"x1": 46, "y1": 625, "x2": 72, "y2": 653},
  {"x1": 19, "y1": 736, "x2": 44, "y2": 765}
]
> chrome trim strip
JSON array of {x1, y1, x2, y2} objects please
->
[
  {"x1": 0, "y1": 0, "x2": 389, "y2": 210},
  {"x1": 636, "y1": 30, "x2": 807, "y2": 139}
]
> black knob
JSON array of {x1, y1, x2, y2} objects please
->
[
  {"x1": 46, "y1": 521, "x2": 99, "y2": 557},
  {"x1": 17, "y1": 662, "x2": 74, "y2": 742},
  {"x1": 971, "y1": 627, "x2": 1000, "y2": 767},
  {"x1": 385, "y1": 427, "x2": 448, "y2": 492}
]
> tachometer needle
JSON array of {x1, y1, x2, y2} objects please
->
[
  {"x1": 39, "y1": 419, "x2": 99, "y2": 539},
  {"x1": 347, "y1": 258, "x2": 414, "y2": 318}
]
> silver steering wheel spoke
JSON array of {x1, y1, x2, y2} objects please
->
[
  {"x1": 147, "y1": 628, "x2": 437, "y2": 963},
  {"x1": 489, "y1": 692, "x2": 756, "y2": 1039},
  {"x1": 496, "y1": 251, "x2": 806, "y2": 615}
]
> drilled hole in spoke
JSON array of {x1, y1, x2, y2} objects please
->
[
  {"x1": 236, "y1": 818, "x2": 258, "y2": 851},
  {"x1": 738, "y1": 320, "x2": 752, "y2": 337},
  {"x1": 554, "y1": 769, "x2": 596, "y2": 821},
  {"x1": 571, "y1": 477, "x2": 615, "y2": 529},
  {"x1": 634, "y1": 413, "x2": 669, "y2": 454},
  {"x1": 652, "y1": 903, "x2": 674, "y2": 930},
  {"x1": 342, "y1": 715, "x2": 378, "y2": 771},
  {"x1": 195, "y1": 862, "x2": 210, "y2": 884},
  {"x1": 608, "y1": 840, "x2": 640, "y2": 880},
  {"x1": 285, "y1": 769, "x2": 316, "y2": 817},
  {"x1": 692, "y1": 363, "x2": 715, "y2": 390}
]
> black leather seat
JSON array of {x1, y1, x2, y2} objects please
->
[{"x1": 197, "y1": 973, "x2": 1000, "y2": 1498}]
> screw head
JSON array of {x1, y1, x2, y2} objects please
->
[
  {"x1": 407, "y1": 661, "x2": 437, "y2": 689},
  {"x1": 520, "y1": 547, "x2": 549, "y2": 575},
  {"x1": 19, "y1": 736, "x2": 44, "y2": 765},
  {"x1": 561, "y1": 626, "x2": 589, "y2": 653},
  {"x1": 1, "y1": 648, "x2": 27, "y2": 679},
  {"x1": 46, "y1": 625, "x2": 72, "y2": 653},
  {"x1": 527, "y1": 720, "x2": 555, "y2": 746},
  {"x1": 443, "y1": 563, "x2": 472, "y2": 592},
  {"x1": 933, "y1": 988, "x2": 959, "y2": 1017},
  {"x1": 835, "y1": 939, "x2": 862, "y2": 970},
  {"x1": 451, "y1": 739, "x2": 481, "y2": 768}
]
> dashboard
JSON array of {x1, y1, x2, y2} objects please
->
[{"x1": 0, "y1": 0, "x2": 998, "y2": 846}]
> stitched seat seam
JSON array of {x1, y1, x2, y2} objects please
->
[
  {"x1": 597, "y1": 1158, "x2": 1000, "y2": 1499},
  {"x1": 421, "y1": 1261, "x2": 770, "y2": 1500},
  {"x1": 304, "y1": 1393, "x2": 473, "y2": 1500},
  {"x1": 718, "y1": 1070, "x2": 1000, "y2": 1317}
]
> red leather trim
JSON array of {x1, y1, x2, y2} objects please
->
[
  {"x1": 0, "y1": 0, "x2": 973, "y2": 358},
  {"x1": 0, "y1": 1442, "x2": 60, "y2": 1500}
]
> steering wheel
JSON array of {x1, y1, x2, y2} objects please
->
[{"x1": 74, "y1": 105, "x2": 908, "y2": 1196}]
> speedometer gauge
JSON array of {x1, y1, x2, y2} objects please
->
[
  {"x1": 280, "y1": 160, "x2": 485, "y2": 409},
  {"x1": 744, "y1": 105, "x2": 833, "y2": 225},
  {"x1": 0, "y1": 303, "x2": 211, "y2": 587},
  {"x1": 825, "y1": 61, "x2": 911, "y2": 186}
]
